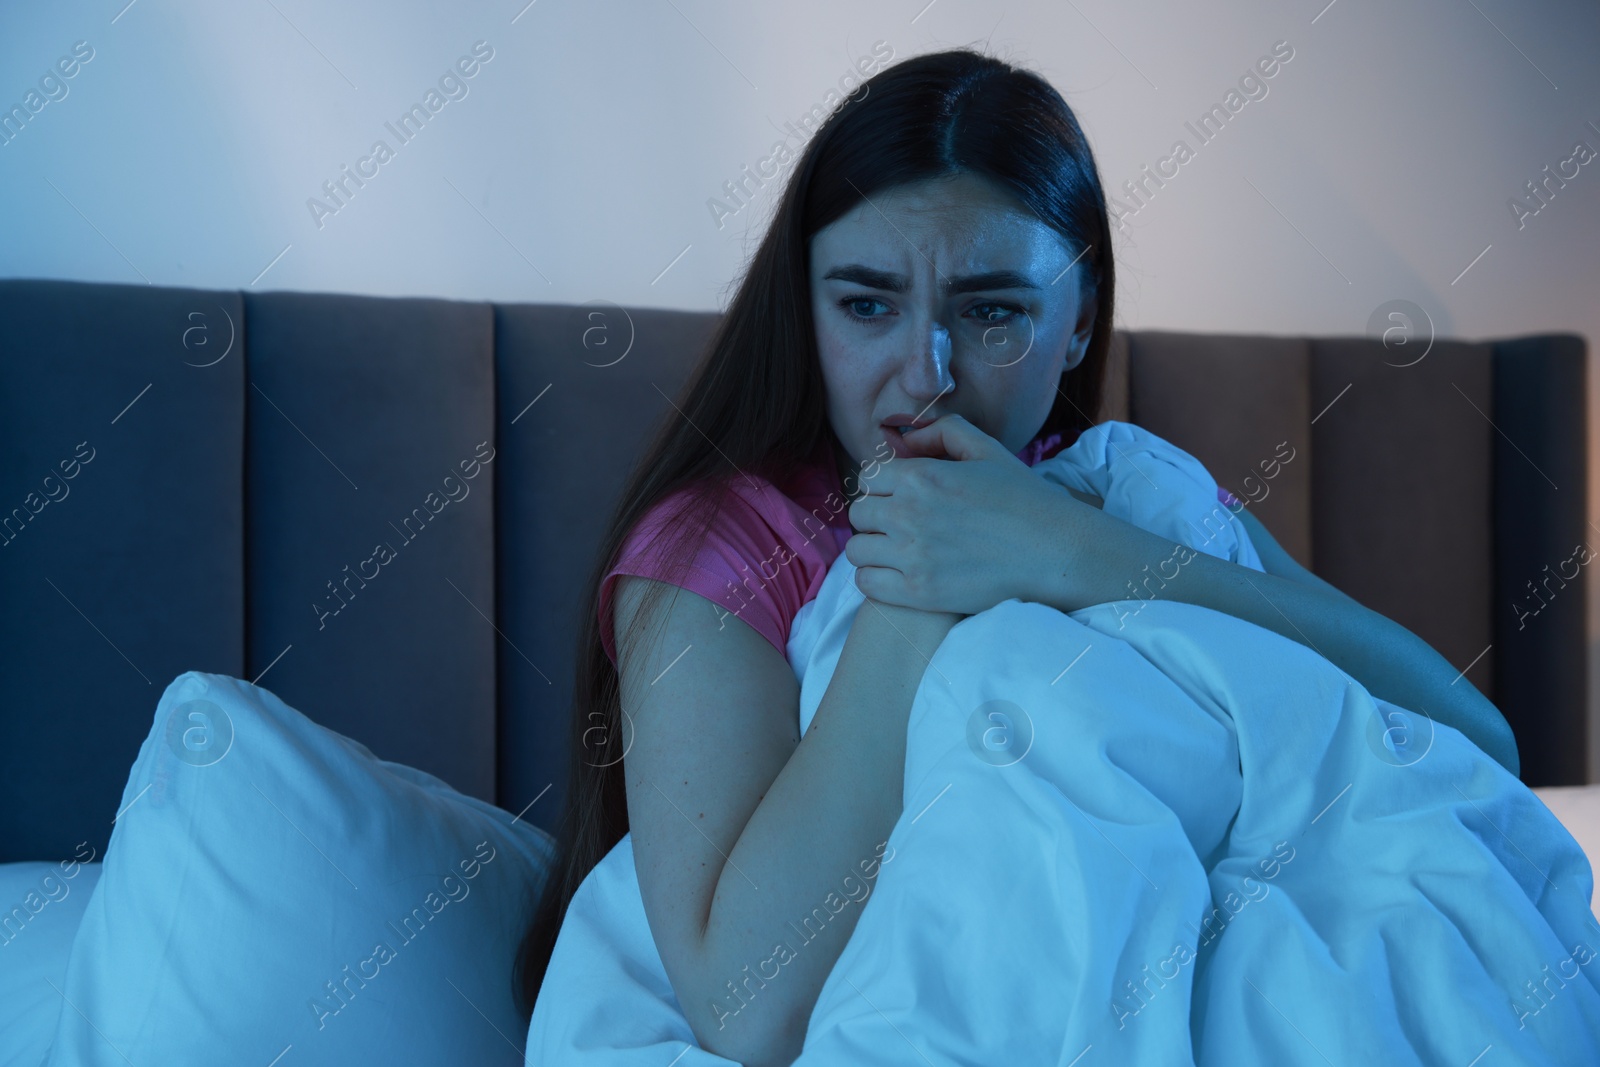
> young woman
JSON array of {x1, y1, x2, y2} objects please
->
[{"x1": 514, "y1": 46, "x2": 1518, "y2": 1066}]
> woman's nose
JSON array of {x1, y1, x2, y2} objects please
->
[{"x1": 900, "y1": 321, "x2": 955, "y2": 401}]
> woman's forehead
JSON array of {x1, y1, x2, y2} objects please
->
[
  {"x1": 811, "y1": 174, "x2": 1071, "y2": 274},
  {"x1": 811, "y1": 216, "x2": 1072, "y2": 285}
]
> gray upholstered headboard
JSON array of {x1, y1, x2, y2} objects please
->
[{"x1": 0, "y1": 278, "x2": 1587, "y2": 865}]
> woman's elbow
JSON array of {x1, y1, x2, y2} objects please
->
[{"x1": 680, "y1": 981, "x2": 807, "y2": 1067}]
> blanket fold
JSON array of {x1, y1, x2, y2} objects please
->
[{"x1": 792, "y1": 593, "x2": 1600, "y2": 1063}]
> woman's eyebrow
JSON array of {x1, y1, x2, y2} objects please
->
[{"x1": 821, "y1": 264, "x2": 1041, "y2": 294}]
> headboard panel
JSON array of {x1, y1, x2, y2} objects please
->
[
  {"x1": 1, "y1": 280, "x2": 246, "y2": 864},
  {"x1": 241, "y1": 290, "x2": 499, "y2": 801},
  {"x1": 1306, "y1": 337, "x2": 1497, "y2": 704}
]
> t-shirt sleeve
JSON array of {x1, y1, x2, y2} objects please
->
[{"x1": 597, "y1": 482, "x2": 818, "y2": 670}]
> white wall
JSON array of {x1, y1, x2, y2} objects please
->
[{"x1": 3, "y1": 0, "x2": 1597, "y2": 776}]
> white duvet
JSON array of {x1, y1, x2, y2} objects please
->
[{"x1": 526, "y1": 420, "x2": 1600, "y2": 1064}]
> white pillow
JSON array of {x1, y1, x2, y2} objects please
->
[
  {"x1": 43, "y1": 670, "x2": 555, "y2": 1066},
  {"x1": 0, "y1": 857, "x2": 102, "y2": 1067}
]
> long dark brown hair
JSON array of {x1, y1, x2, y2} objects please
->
[{"x1": 512, "y1": 44, "x2": 1117, "y2": 1017}]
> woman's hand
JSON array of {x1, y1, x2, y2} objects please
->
[{"x1": 843, "y1": 414, "x2": 1142, "y2": 616}]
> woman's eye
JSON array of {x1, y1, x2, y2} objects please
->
[
  {"x1": 838, "y1": 296, "x2": 889, "y2": 322},
  {"x1": 968, "y1": 302, "x2": 1024, "y2": 324}
]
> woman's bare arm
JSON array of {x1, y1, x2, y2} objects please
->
[{"x1": 616, "y1": 576, "x2": 960, "y2": 1067}]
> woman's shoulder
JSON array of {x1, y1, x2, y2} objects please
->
[
  {"x1": 641, "y1": 437, "x2": 849, "y2": 550},
  {"x1": 600, "y1": 447, "x2": 851, "y2": 667},
  {"x1": 626, "y1": 460, "x2": 840, "y2": 552}
]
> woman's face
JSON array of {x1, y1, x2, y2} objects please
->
[{"x1": 808, "y1": 170, "x2": 1097, "y2": 473}]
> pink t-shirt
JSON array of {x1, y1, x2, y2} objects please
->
[{"x1": 597, "y1": 428, "x2": 1243, "y2": 667}]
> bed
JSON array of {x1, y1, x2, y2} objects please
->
[{"x1": 0, "y1": 277, "x2": 1591, "y2": 1063}]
